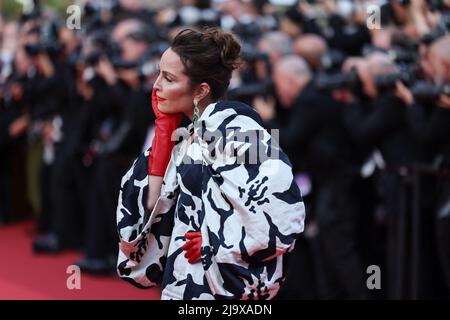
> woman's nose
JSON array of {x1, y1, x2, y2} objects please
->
[{"x1": 153, "y1": 73, "x2": 162, "y2": 91}]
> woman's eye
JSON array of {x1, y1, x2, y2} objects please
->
[{"x1": 165, "y1": 76, "x2": 172, "y2": 82}]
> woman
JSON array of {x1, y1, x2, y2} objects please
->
[{"x1": 116, "y1": 27, "x2": 305, "y2": 300}]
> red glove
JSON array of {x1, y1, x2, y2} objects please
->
[
  {"x1": 182, "y1": 231, "x2": 202, "y2": 264},
  {"x1": 148, "y1": 88, "x2": 183, "y2": 176}
]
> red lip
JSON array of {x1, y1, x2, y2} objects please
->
[{"x1": 156, "y1": 94, "x2": 166, "y2": 102}]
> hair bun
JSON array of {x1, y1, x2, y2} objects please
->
[{"x1": 202, "y1": 27, "x2": 241, "y2": 71}]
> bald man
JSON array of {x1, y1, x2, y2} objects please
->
[
  {"x1": 293, "y1": 34, "x2": 328, "y2": 71},
  {"x1": 257, "y1": 31, "x2": 293, "y2": 66},
  {"x1": 272, "y1": 55, "x2": 311, "y2": 108}
]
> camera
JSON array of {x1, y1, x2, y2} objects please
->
[
  {"x1": 24, "y1": 43, "x2": 45, "y2": 57},
  {"x1": 374, "y1": 68, "x2": 417, "y2": 92},
  {"x1": 410, "y1": 81, "x2": 450, "y2": 100},
  {"x1": 240, "y1": 43, "x2": 270, "y2": 62},
  {"x1": 112, "y1": 40, "x2": 169, "y2": 74},
  {"x1": 83, "y1": 51, "x2": 103, "y2": 67},
  {"x1": 420, "y1": 32, "x2": 442, "y2": 46},
  {"x1": 23, "y1": 20, "x2": 62, "y2": 58},
  {"x1": 81, "y1": 31, "x2": 121, "y2": 67},
  {"x1": 227, "y1": 79, "x2": 274, "y2": 101},
  {"x1": 387, "y1": 48, "x2": 418, "y2": 65},
  {"x1": 315, "y1": 67, "x2": 361, "y2": 92},
  {"x1": 321, "y1": 50, "x2": 346, "y2": 73},
  {"x1": 227, "y1": 44, "x2": 273, "y2": 102},
  {"x1": 314, "y1": 49, "x2": 359, "y2": 92}
]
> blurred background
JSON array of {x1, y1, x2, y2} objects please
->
[{"x1": 0, "y1": 0, "x2": 449, "y2": 300}]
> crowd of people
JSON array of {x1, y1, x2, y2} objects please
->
[{"x1": 1, "y1": 0, "x2": 450, "y2": 299}]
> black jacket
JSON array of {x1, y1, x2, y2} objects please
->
[
  {"x1": 265, "y1": 80, "x2": 361, "y2": 181},
  {"x1": 344, "y1": 92, "x2": 419, "y2": 168}
]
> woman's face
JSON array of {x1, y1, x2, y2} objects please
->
[{"x1": 153, "y1": 47, "x2": 195, "y2": 114}]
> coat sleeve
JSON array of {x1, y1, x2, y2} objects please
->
[
  {"x1": 198, "y1": 103, "x2": 306, "y2": 299},
  {"x1": 116, "y1": 148, "x2": 179, "y2": 288}
]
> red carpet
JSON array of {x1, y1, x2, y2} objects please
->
[{"x1": 0, "y1": 220, "x2": 161, "y2": 300}]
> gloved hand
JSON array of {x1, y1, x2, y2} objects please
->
[
  {"x1": 148, "y1": 88, "x2": 183, "y2": 176},
  {"x1": 182, "y1": 231, "x2": 202, "y2": 264}
]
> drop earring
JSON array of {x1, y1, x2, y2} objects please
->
[{"x1": 193, "y1": 98, "x2": 199, "y2": 127}]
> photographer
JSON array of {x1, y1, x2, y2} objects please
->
[
  {"x1": 19, "y1": 17, "x2": 83, "y2": 251},
  {"x1": 0, "y1": 44, "x2": 31, "y2": 224},
  {"x1": 5, "y1": 13, "x2": 77, "y2": 233},
  {"x1": 344, "y1": 53, "x2": 419, "y2": 165},
  {"x1": 395, "y1": 35, "x2": 450, "y2": 297},
  {"x1": 32, "y1": 27, "x2": 87, "y2": 254},
  {"x1": 256, "y1": 54, "x2": 368, "y2": 299},
  {"x1": 74, "y1": 31, "x2": 153, "y2": 274},
  {"x1": 342, "y1": 52, "x2": 421, "y2": 298},
  {"x1": 321, "y1": 0, "x2": 371, "y2": 56}
]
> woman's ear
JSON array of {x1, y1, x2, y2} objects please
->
[{"x1": 194, "y1": 82, "x2": 211, "y2": 102}]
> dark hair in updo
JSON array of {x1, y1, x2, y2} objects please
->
[{"x1": 171, "y1": 26, "x2": 241, "y2": 101}]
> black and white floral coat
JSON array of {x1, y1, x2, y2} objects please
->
[{"x1": 116, "y1": 101, "x2": 305, "y2": 300}]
